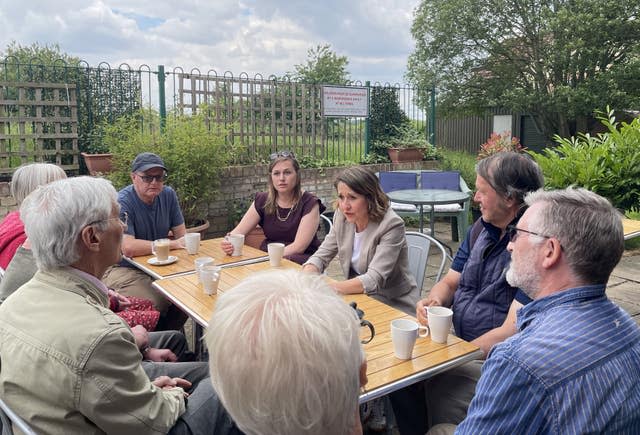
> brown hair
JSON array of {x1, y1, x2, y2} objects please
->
[
  {"x1": 264, "y1": 155, "x2": 302, "y2": 215},
  {"x1": 333, "y1": 166, "x2": 389, "y2": 222}
]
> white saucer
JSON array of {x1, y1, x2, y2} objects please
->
[{"x1": 147, "y1": 255, "x2": 178, "y2": 266}]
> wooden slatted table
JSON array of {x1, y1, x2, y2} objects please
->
[
  {"x1": 152, "y1": 260, "x2": 482, "y2": 403},
  {"x1": 125, "y1": 237, "x2": 269, "y2": 279},
  {"x1": 623, "y1": 218, "x2": 640, "y2": 241}
]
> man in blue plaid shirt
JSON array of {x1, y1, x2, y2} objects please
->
[{"x1": 436, "y1": 188, "x2": 640, "y2": 434}]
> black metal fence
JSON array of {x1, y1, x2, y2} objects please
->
[{"x1": 0, "y1": 58, "x2": 434, "y2": 172}]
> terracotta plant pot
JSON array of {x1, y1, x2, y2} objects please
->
[
  {"x1": 387, "y1": 147, "x2": 425, "y2": 163},
  {"x1": 81, "y1": 152, "x2": 113, "y2": 176}
]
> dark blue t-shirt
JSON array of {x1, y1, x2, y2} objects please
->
[{"x1": 119, "y1": 184, "x2": 184, "y2": 240}]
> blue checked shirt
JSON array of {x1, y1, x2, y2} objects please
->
[{"x1": 457, "y1": 284, "x2": 640, "y2": 434}]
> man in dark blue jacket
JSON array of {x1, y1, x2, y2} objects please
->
[{"x1": 397, "y1": 152, "x2": 543, "y2": 432}]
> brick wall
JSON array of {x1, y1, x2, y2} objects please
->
[
  {"x1": 205, "y1": 160, "x2": 439, "y2": 237},
  {"x1": 0, "y1": 161, "x2": 439, "y2": 237}
]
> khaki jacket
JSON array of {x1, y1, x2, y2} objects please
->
[
  {"x1": 0, "y1": 268, "x2": 185, "y2": 435},
  {"x1": 306, "y1": 208, "x2": 417, "y2": 314}
]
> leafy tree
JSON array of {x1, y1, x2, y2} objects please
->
[
  {"x1": 291, "y1": 44, "x2": 350, "y2": 85},
  {"x1": 407, "y1": 0, "x2": 640, "y2": 141}
]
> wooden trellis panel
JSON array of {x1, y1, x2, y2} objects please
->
[
  {"x1": 0, "y1": 81, "x2": 79, "y2": 174},
  {"x1": 176, "y1": 74, "x2": 325, "y2": 161}
]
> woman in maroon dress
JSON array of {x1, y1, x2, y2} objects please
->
[{"x1": 221, "y1": 151, "x2": 325, "y2": 264}]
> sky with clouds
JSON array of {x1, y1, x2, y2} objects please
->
[{"x1": 0, "y1": 0, "x2": 421, "y2": 85}]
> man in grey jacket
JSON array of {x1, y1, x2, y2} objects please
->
[{"x1": 0, "y1": 176, "x2": 240, "y2": 435}]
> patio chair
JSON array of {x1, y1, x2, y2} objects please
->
[
  {"x1": 0, "y1": 396, "x2": 36, "y2": 435},
  {"x1": 420, "y1": 171, "x2": 471, "y2": 241},
  {"x1": 377, "y1": 171, "x2": 419, "y2": 214},
  {"x1": 405, "y1": 231, "x2": 448, "y2": 303},
  {"x1": 317, "y1": 213, "x2": 334, "y2": 242}
]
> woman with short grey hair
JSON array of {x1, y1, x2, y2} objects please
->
[{"x1": 0, "y1": 163, "x2": 67, "y2": 270}]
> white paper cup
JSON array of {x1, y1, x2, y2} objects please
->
[
  {"x1": 184, "y1": 233, "x2": 201, "y2": 255},
  {"x1": 194, "y1": 256, "x2": 215, "y2": 283},
  {"x1": 226, "y1": 234, "x2": 245, "y2": 256},
  {"x1": 201, "y1": 264, "x2": 221, "y2": 295},
  {"x1": 391, "y1": 318, "x2": 428, "y2": 359},
  {"x1": 152, "y1": 238, "x2": 170, "y2": 262},
  {"x1": 267, "y1": 242, "x2": 285, "y2": 266},
  {"x1": 427, "y1": 306, "x2": 453, "y2": 344}
]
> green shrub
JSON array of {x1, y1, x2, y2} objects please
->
[
  {"x1": 102, "y1": 107, "x2": 243, "y2": 225},
  {"x1": 530, "y1": 108, "x2": 640, "y2": 212},
  {"x1": 439, "y1": 149, "x2": 476, "y2": 191}
]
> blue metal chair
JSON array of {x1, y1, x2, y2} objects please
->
[{"x1": 378, "y1": 171, "x2": 419, "y2": 214}]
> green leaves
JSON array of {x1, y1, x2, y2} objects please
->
[
  {"x1": 530, "y1": 108, "x2": 640, "y2": 212},
  {"x1": 407, "y1": 0, "x2": 640, "y2": 141},
  {"x1": 103, "y1": 107, "x2": 242, "y2": 225}
]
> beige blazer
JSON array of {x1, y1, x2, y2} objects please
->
[{"x1": 306, "y1": 207, "x2": 418, "y2": 314}]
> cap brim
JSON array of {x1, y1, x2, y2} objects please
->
[{"x1": 136, "y1": 163, "x2": 167, "y2": 172}]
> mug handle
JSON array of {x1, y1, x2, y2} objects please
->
[
  {"x1": 418, "y1": 325, "x2": 429, "y2": 338},
  {"x1": 151, "y1": 241, "x2": 156, "y2": 256},
  {"x1": 360, "y1": 320, "x2": 375, "y2": 344}
]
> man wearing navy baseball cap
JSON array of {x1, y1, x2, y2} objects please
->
[{"x1": 103, "y1": 152, "x2": 188, "y2": 329}]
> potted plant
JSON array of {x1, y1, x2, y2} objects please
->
[
  {"x1": 103, "y1": 108, "x2": 242, "y2": 233},
  {"x1": 80, "y1": 141, "x2": 114, "y2": 176},
  {"x1": 385, "y1": 123, "x2": 436, "y2": 163}
]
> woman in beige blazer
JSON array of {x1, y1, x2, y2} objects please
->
[{"x1": 303, "y1": 166, "x2": 418, "y2": 314}]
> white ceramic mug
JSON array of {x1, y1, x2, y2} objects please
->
[
  {"x1": 267, "y1": 242, "x2": 285, "y2": 266},
  {"x1": 426, "y1": 306, "x2": 453, "y2": 344},
  {"x1": 226, "y1": 234, "x2": 245, "y2": 256},
  {"x1": 194, "y1": 256, "x2": 215, "y2": 283},
  {"x1": 184, "y1": 233, "x2": 201, "y2": 255},
  {"x1": 200, "y1": 264, "x2": 221, "y2": 295},
  {"x1": 391, "y1": 318, "x2": 428, "y2": 360},
  {"x1": 152, "y1": 238, "x2": 170, "y2": 262}
]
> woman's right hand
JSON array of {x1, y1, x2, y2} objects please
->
[{"x1": 221, "y1": 238, "x2": 234, "y2": 256}]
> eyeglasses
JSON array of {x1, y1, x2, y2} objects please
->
[
  {"x1": 90, "y1": 212, "x2": 128, "y2": 228},
  {"x1": 507, "y1": 224, "x2": 551, "y2": 242},
  {"x1": 269, "y1": 151, "x2": 296, "y2": 160},
  {"x1": 136, "y1": 172, "x2": 168, "y2": 183}
]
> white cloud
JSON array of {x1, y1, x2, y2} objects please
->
[{"x1": 0, "y1": 0, "x2": 420, "y2": 83}]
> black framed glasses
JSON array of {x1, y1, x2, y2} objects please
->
[
  {"x1": 507, "y1": 224, "x2": 551, "y2": 242},
  {"x1": 136, "y1": 172, "x2": 168, "y2": 183},
  {"x1": 90, "y1": 212, "x2": 128, "y2": 228},
  {"x1": 269, "y1": 150, "x2": 296, "y2": 160}
]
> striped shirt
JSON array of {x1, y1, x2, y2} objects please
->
[{"x1": 457, "y1": 284, "x2": 640, "y2": 434}]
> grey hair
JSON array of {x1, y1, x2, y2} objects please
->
[
  {"x1": 476, "y1": 152, "x2": 544, "y2": 205},
  {"x1": 10, "y1": 163, "x2": 67, "y2": 205},
  {"x1": 525, "y1": 188, "x2": 624, "y2": 284},
  {"x1": 20, "y1": 176, "x2": 117, "y2": 271},
  {"x1": 206, "y1": 270, "x2": 363, "y2": 435}
]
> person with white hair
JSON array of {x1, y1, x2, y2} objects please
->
[
  {"x1": 206, "y1": 269, "x2": 367, "y2": 435},
  {"x1": 0, "y1": 162, "x2": 66, "y2": 270},
  {"x1": 0, "y1": 176, "x2": 241, "y2": 435}
]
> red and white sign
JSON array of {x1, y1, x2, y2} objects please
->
[{"x1": 322, "y1": 86, "x2": 369, "y2": 117}]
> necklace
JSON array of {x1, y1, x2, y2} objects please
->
[{"x1": 276, "y1": 200, "x2": 298, "y2": 222}]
